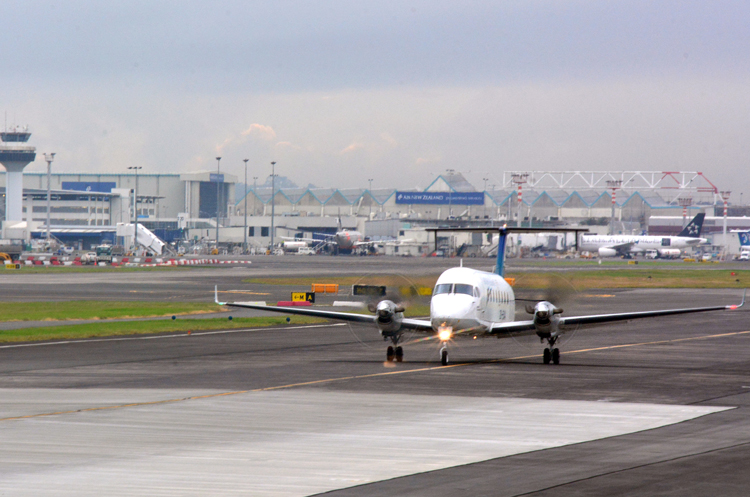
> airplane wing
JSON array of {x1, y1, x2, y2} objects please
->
[
  {"x1": 280, "y1": 236, "x2": 319, "y2": 243},
  {"x1": 215, "y1": 288, "x2": 432, "y2": 330},
  {"x1": 488, "y1": 290, "x2": 745, "y2": 337},
  {"x1": 609, "y1": 242, "x2": 634, "y2": 255}
]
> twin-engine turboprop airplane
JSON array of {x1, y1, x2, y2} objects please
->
[{"x1": 215, "y1": 226, "x2": 744, "y2": 366}]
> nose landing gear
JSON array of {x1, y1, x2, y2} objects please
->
[
  {"x1": 386, "y1": 343, "x2": 404, "y2": 363},
  {"x1": 542, "y1": 337, "x2": 560, "y2": 365},
  {"x1": 440, "y1": 347, "x2": 449, "y2": 365}
]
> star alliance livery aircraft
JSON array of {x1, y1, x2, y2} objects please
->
[
  {"x1": 579, "y1": 213, "x2": 706, "y2": 258},
  {"x1": 216, "y1": 226, "x2": 743, "y2": 366}
]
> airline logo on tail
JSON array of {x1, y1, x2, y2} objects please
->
[
  {"x1": 739, "y1": 231, "x2": 750, "y2": 247},
  {"x1": 678, "y1": 213, "x2": 705, "y2": 238}
]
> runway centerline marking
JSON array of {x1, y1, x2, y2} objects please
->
[{"x1": 2, "y1": 328, "x2": 749, "y2": 423}]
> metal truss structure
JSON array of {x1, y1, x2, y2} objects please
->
[{"x1": 501, "y1": 171, "x2": 720, "y2": 205}]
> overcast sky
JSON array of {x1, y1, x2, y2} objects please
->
[{"x1": 1, "y1": 0, "x2": 749, "y2": 200}]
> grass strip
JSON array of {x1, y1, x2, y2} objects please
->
[
  {"x1": 507, "y1": 269, "x2": 750, "y2": 289},
  {"x1": 1, "y1": 265, "x2": 198, "y2": 274},
  {"x1": 0, "y1": 316, "x2": 326, "y2": 343},
  {"x1": 0, "y1": 302, "x2": 225, "y2": 322},
  {"x1": 244, "y1": 269, "x2": 750, "y2": 290}
]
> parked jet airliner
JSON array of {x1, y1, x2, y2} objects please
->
[
  {"x1": 216, "y1": 226, "x2": 743, "y2": 365},
  {"x1": 579, "y1": 213, "x2": 706, "y2": 258}
]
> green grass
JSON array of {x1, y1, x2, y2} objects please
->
[
  {"x1": 507, "y1": 269, "x2": 750, "y2": 289},
  {"x1": 0, "y1": 301, "x2": 225, "y2": 322},
  {"x1": 244, "y1": 268, "x2": 750, "y2": 291},
  {"x1": 1, "y1": 265, "x2": 198, "y2": 274},
  {"x1": 0, "y1": 316, "x2": 326, "y2": 343}
]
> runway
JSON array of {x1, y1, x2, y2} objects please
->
[{"x1": 0, "y1": 262, "x2": 749, "y2": 495}]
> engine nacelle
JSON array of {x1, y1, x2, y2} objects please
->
[
  {"x1": 598, "y1": 247, "x2": 618, "y2": 257},
  {"x1": 532, "y1": 301, "x2": 563, "y2": 338},
  {"x1": 374, "y1": 300, "x2": 404, "y2": 335}
]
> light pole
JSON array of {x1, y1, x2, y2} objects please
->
[
  {"x1": 128, "y1": 166, "x2": 142, "y2": 252},
  {"x1": 482, "y1": 177, "x2": 488, "y2": 219},
  {"x1": 270, "y1": 161, "x2": 276, "y2": 251},
  {"x1": 368, "y1": 178, "x2": 373, "y2": 217},
  {"x1": 215, "y1": 156, "x2": 221, "y2": 249},
  {"x1": 43, "y1": 153, "x2": 55, "y2": 242},
  {"x1": 243, "y1": 158, "x2": 249, "y2": 253},
  {"x1": 721, "y1": 191, "x2": 731, "y2": 260},
  {"x1": 253, "y1": 176, "x2": 258, "y2": 217}
]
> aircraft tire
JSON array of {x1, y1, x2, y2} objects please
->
[
  {"x1": 395, "y1": 346, "x2": 403, "y2": 362},
  {"x1": 386, "y1": 346, "x2": 395, "y2": 362},
  {"x1": 552, "y1": 348, "x2": 560, "y2": 365},
  {"x1": 543, "y1": 348, "x2": 551, "y2": 364},
  {"x1": 440, "y1": 348, "x2": 448, "y2": 366}
]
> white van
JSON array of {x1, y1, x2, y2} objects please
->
[
  {"x1": 739, "y1": 251, "x2": 750, "y2": 261},
  {"x1": 297, "y1": 247, "x2": 315, "y2": 255}
]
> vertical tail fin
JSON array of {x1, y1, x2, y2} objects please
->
[
  {"x1": 739, "y1": 232, "x2": 750, "y2": 247},
  {"x1": 678, "y1": 213, "x2": 705, "y2": 238},
  {"x1": 495, "y1": 229, "x2": 508, "y2": 277}
]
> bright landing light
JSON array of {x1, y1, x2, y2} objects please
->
[{"x1": 438, "y1": 325, "x2": 453, "y2": 342}]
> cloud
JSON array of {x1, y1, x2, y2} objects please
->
[
  {"x1": 214, "y1": 123, "x2": 278, "y2": 155},
  {"x1": 340, "y1": 142, "x2": 365, "y2": 155},
  {"x1": 416, "y1": 156, "x2": 441, "y2": 165},
  {"x1": 380, "y1": 132, "x2": 398, "y2": 148},
  {"x1": 242, "y1": 123, "x2": 277, "y2": 141}
]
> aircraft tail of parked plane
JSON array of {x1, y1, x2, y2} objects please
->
[
  {"x1": 216, "y1": 224, "x2": 744, "y2": 366},
  {"x1": 677, "y1": 213, "x2": 705, "y2": 238},
  {"x1": 737, "y1": 231, "x2": 750, "y2": 248}
]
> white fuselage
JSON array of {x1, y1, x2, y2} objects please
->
[
  {"x1": 580, "y1": 235, "x2": 705, "y2": 254},
  {"x1": 429, "y1": 267, "x2": 515, "y2": 333},
  {"x1": 334, "y1": 230, "x2": 364, "y2": 250}
]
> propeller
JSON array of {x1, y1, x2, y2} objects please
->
[
  {"x1": 517, "y1": 274, "x2": 577, "y2": 314},
  {"x1": 510, "y1": 273, "x2": 582, "y2": 350}
]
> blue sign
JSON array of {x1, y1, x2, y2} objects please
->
[
  {"x1": 395, "y1": 191, "x2": 484, "y2": 205},
  {"x1": 210, "y1": 173, "x2": 224, "y2": 183},
  {"x1": 62, "y1": 182, "x2": 117, "y2": 193},
  {"x1": 739, "y1": 232, "x2": 750, "y2": 246}
]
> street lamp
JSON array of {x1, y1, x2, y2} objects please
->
[
  {"x1": 482, "y1": 177, "x2": 488, "y2": 219},
  {"x1": 243, "y1": 158, "x2": 249, "y2": 253},
  {"x1": 215, "y1": 157, "x2": 221, "y2": 249},
  {"x1": 368, "y1": 178, "x2": 373, "y2": 217},
  {"x1": 270, "y1": 161, "x2": 276, "y2": 251},
  {"x1": 128, "y1": 166, "x2": 142, "y2": 252},
  {"x1": 43, "y1": 153, "x2": 55, "y2": 242},
  {"x1": 253, "y1": 176, "x2": 258, "y2": 218}
]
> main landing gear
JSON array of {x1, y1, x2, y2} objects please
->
[
  {"x1": 386, "y1": 345, "x2": 403, "y2": 362},
  {"x1": 542, "y1": 337, "x2": 561, "y2": 365}
]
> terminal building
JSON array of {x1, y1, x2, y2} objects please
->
[
  {"x1": 0, "y1": 141, "x2": 745, "y2": 254},
  {"x1": 0, "y1": 169, "x2": 237, "y2": 248}
]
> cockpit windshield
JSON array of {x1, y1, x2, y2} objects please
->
[
  {"x1": 433, "y1": 283, "x2": 475, "y2": 297},
  {"x1": 454, "y1": 284, "x2": 474, "y2": 296},
  {"x1": 434, "y1": 283, "x2": 452, "y2": 295}
]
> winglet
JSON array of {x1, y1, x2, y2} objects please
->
[
  {"x1": 727, "y1": 289, "x2": 746, "y2": 310},
  {"x1": 214, "y1": 285, "x2": 224, "y2": 306}
]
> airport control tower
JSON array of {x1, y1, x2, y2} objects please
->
[{"x1": 0, "y1": 126, "x2": 36, "y2": 222}]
